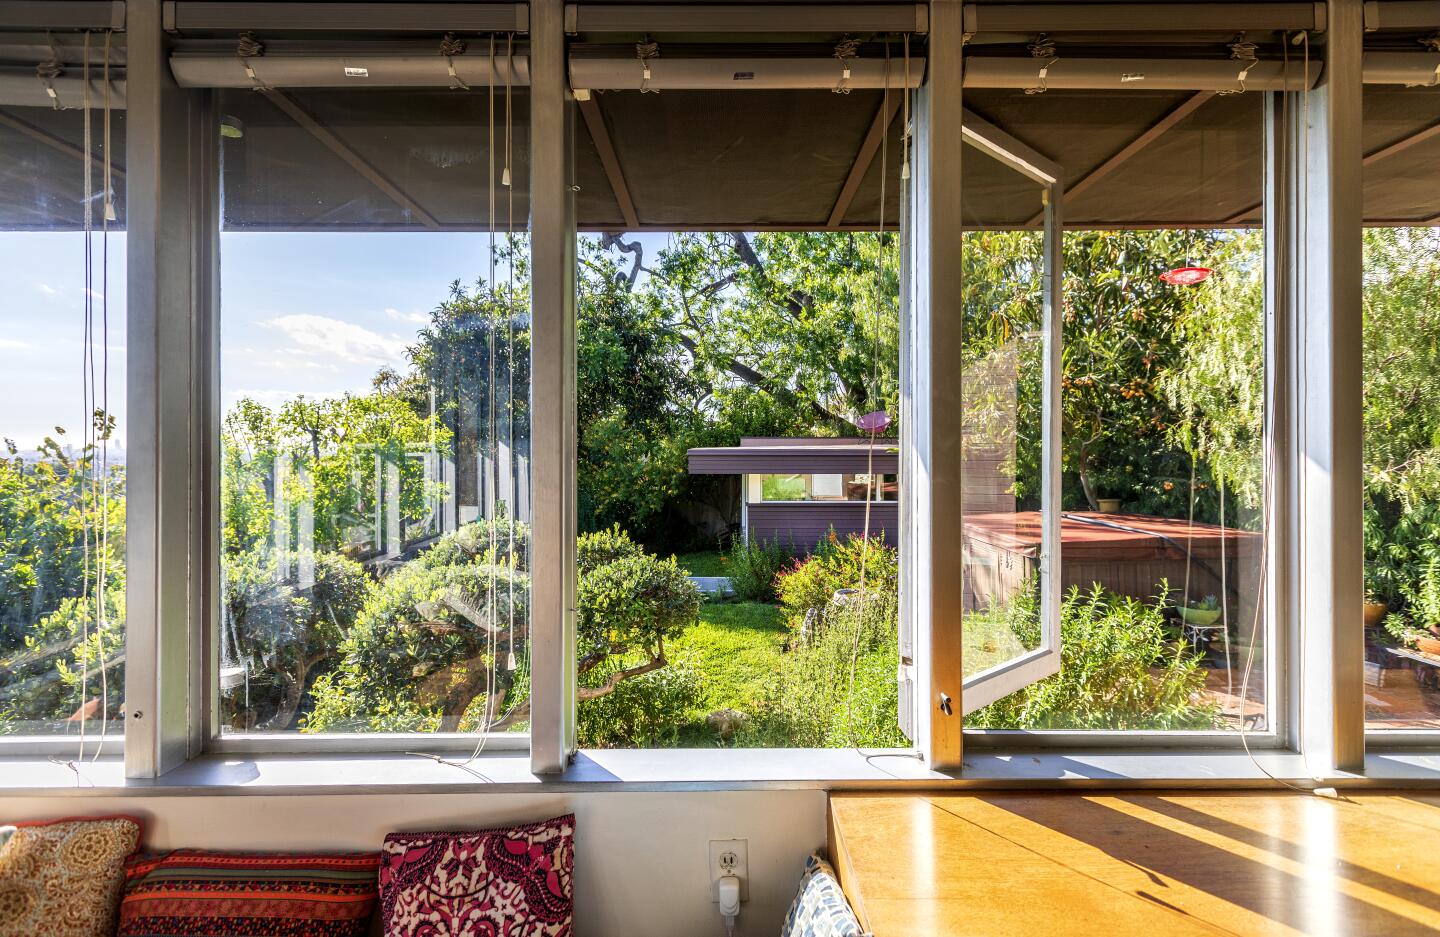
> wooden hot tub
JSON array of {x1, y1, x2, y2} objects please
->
[{"x1": 962, "y1": 510, "x2": 1263, "y2": 631}]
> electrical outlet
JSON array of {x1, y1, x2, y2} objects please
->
[{"x1": 708, "y1": 838, "x2": 749, "y2": 902}]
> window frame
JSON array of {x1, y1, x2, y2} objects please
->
[{"x1": 1, "y1": 0, "x2": 1416, "y2": 780}]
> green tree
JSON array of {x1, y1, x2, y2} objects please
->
[{"x1": 0, "y1": 435, "x2": 125, "y2": 732}]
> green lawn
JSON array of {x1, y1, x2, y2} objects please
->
[
  {"x1": 675, "y1": 550, "x2": 731, "y2": 578},
  {"x1": 673, "y1": 601, "x2": 789, "y2": 711},
  {"x1": 668, "y1": 600, "x2": 790, "y2": 744},
  {"x1": 666, "y1": 599, "x2": 1034, "y2": 742}
]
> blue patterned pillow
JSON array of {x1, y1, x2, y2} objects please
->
[{"x1": 780, "y1": 853, "x2": 869, "y2": 937}]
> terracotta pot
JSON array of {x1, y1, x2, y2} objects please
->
[
  {"x1": 1416, "y1": 635, "x2": 1440, "y2": 658},
  {"x1": 1363, "y1": 602, "x2": 1389, "y2": 629}
]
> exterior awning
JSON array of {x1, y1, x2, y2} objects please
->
[{"x1": 687, "y1": 437, "x2": 899, "y2": 475}]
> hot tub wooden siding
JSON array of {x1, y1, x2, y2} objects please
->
[
  {"x1": 963, "y1": 511, "x2": 1264, "y2": 638},
  {"x1": 747, "y1": 501, "x2": 899, "y2": 552}
]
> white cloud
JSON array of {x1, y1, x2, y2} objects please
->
[
  {"x1": 34, "y1": 283, "x2": 59, "y2": 297},
  {"x1": 385, "y1": 307, "x2": 430, "y2": 325},
  {"x1": 0, "y1": 338, "x2": 31, "y2": 351},
  {"x1": 260, "y1": 314, "x2": 410, "y2": 368}
]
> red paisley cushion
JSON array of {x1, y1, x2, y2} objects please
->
[{"x1": 379, "y1": 814, "x2": 574, "y2": 937}]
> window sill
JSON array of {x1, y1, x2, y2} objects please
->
[{"x1": 3, "y1": 748, "x2": 1439, "y2": 796}]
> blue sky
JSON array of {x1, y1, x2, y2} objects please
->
[
  {"x1": 2, "y1": 230, "x2": 670, "y2": 451},
  {"x1": 0, "y1": 232, "x2": 128, "y2": 453}
]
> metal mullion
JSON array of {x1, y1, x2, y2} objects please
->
[
  {"x1": 528, "y1": 0, "x2": 577, "y2": 775},
  {"x1": 908, "y1": 0, "x2": 965, "y2": 771},
  {"x1": 1264, "y1": 90, "x2": 1296, "y2": 754},
  {"x1": 126, "y1": 0, "x2": 204, "y2": 779},
  {"x1": 1291, "y1": 0, "x2": 1367, "y2": 774}
]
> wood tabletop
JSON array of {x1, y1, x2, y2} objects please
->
[{"x1": 828, "y1": 791, "x2": 1440, "y2": 936}]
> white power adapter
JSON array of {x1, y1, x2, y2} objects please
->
[{"x1": 717, "y1": 874, "x2": 741, "y2": 936}]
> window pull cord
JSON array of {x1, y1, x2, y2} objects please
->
[
  {"x1": 637, "y1": 37, "x2": 659, "y2": 94},
  {"x1": 1025, "y1": 35, "x2": 1057, "y2": 95},
  {"x1": 1219, "y1": 36, "x2": 1259, "y2": 96},
  {"x1": 440, "y1": 33, "x2": 470, "y2": 91},
  {"x1": 237, "y1": 32, "x2": 268, "y2": 92},
  {"x1": 833, "y1": 37, "x2": 862, "y2": 95}
]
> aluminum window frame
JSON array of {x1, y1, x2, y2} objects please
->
[{"x1": 0, "y1": 0, "x2": 1411, "y2": 779}]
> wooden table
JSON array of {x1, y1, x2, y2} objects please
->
[{"x1": 828, "y1": 791, "x2": 1440, "y2": 936}]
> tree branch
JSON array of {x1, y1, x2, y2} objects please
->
[
  {"x1": 728, "y1": 232, "x2": 813, "y2": 319},
  {"x1": 577, "y1": 652, "x2": 668, "y2": 701},
  {"x1": 600, "y1": 232, "x2": 645, "y2": 290}
]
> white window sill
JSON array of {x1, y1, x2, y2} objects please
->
[{"x1": 3, "y1": 748, "x2": 1439, "y2": 795}]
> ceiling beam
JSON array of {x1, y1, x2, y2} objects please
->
[
  {"x1": 1363, "y1": 118, "x2": 1440, "y2": 166},
  {"x1": 1024, "y1": 91, "x2": 1213, "y2": 226},
  {"x1": 262, "y1": 90, "x2": 441, "y2": 230},
  {"x1": 826, "y1": 92, "x2": 903, "y2": 229},
  {"x1": 0, "y1": 109, "x2": 126, "y2": 179},
  {"x1": 577, "y1": 95, "x2": 639, "y2": 230}
]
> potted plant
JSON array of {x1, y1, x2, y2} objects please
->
[
  {"x1": 1363, "y1": 567, "x2": 1392, "y2": 629},
  {"x1": 1363, "y1": 590, "x2": 1389, "y2": 630},
  {"x1": 1389, "y1": 559, "x2": 1440, "y2": 657},
  {"x1": 1178, "y1": 594, "x2": 1222, "y2": 627},
  {"x1": 1095, "y1": 496, "x2": 1123, "y2": 514}
]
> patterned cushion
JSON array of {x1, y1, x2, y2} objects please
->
[
  {"x1": 780, "y1": 854, "x2": 869, "y2": 937},
  {"x1": 0, "y1": 814, "x2": 142, "y2": 937},
  {"x1": 379, "y1": 814, "x2": 574, "y2": 936},
  {"x1": 117, "y1": 850, "x2": 380, "y2": 937}
]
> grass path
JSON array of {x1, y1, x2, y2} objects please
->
[{"x1": 672, "y1": 601, "x2": 789, "y2": 712}]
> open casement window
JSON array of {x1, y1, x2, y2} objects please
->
[{"x1": 956, "y1": 114, "x2": 1064, "y2": 715}]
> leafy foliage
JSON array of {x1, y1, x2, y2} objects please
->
[
  {"x1": 0, "y1": 438, "x2": 125, "y2": 733},
  {"x1": 970, "y1": 580, "x2": 1220, "y2": 730},
  {"x1": 739, "y1": 589, "x2": 905, "y2": 748},
  {"x1": 576, "y1": 658, "x2": 704, "y2": 748},
  {"x1": 221, "y1": 549, "x2": 371, "y2": 731},
  {"x1": 775, "y1": 532, "x2": 899, "y2": 630},
  {"x1": 304, "y1": 518, "x2": 530, "y2": 733},
  {"x1": 575, "y1": 526, "x2": 703, "y2": 725},
  {"x1": 725, "y1": 536, "x2": 793, "y2": 602}
]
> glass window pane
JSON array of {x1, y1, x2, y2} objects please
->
[
  {"x1": 1362, "y1": 83, "x2": 1440, "y2": 732},
  {"x1": 216, "y1": 88, "x2": 530, "y2": 736},
  {"x1": 0, "y1": 84, "x2": 127, "y2": 738},
  {"x1": 573, "y1": 82, "x2": 905, "y2": 749},
  {"x1": 964, "y1": 88, "x2": 1270, "y2": 733}
]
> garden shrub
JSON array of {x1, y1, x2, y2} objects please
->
[
  {"x1": 305, "y1": 522, "x2": 529, "y2": 734},
  {"x1": 776, "y1": 532, "x2": 899, "y2": 630},
  {"x1": 576, "y1": 527, "x2": 700, "y2": 659},
  {"x1": 726, "y1": 536, "x2": 792, "y2": 602},
  {"x1": 737, "y1": 589, "x2": 904, "y2": 748},
  {"x1": 577, "y1": 657, "x2": 704, "y2": 748},
  {"x1": 970, "y1": 579, "x2": 1220, "y2": 730},
  {"x1": 574, "y1": 526, "x2": 703, "y2": 743},
  {"x1": 222, "y1": 548, "x2": 371, "y2": 731}
]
